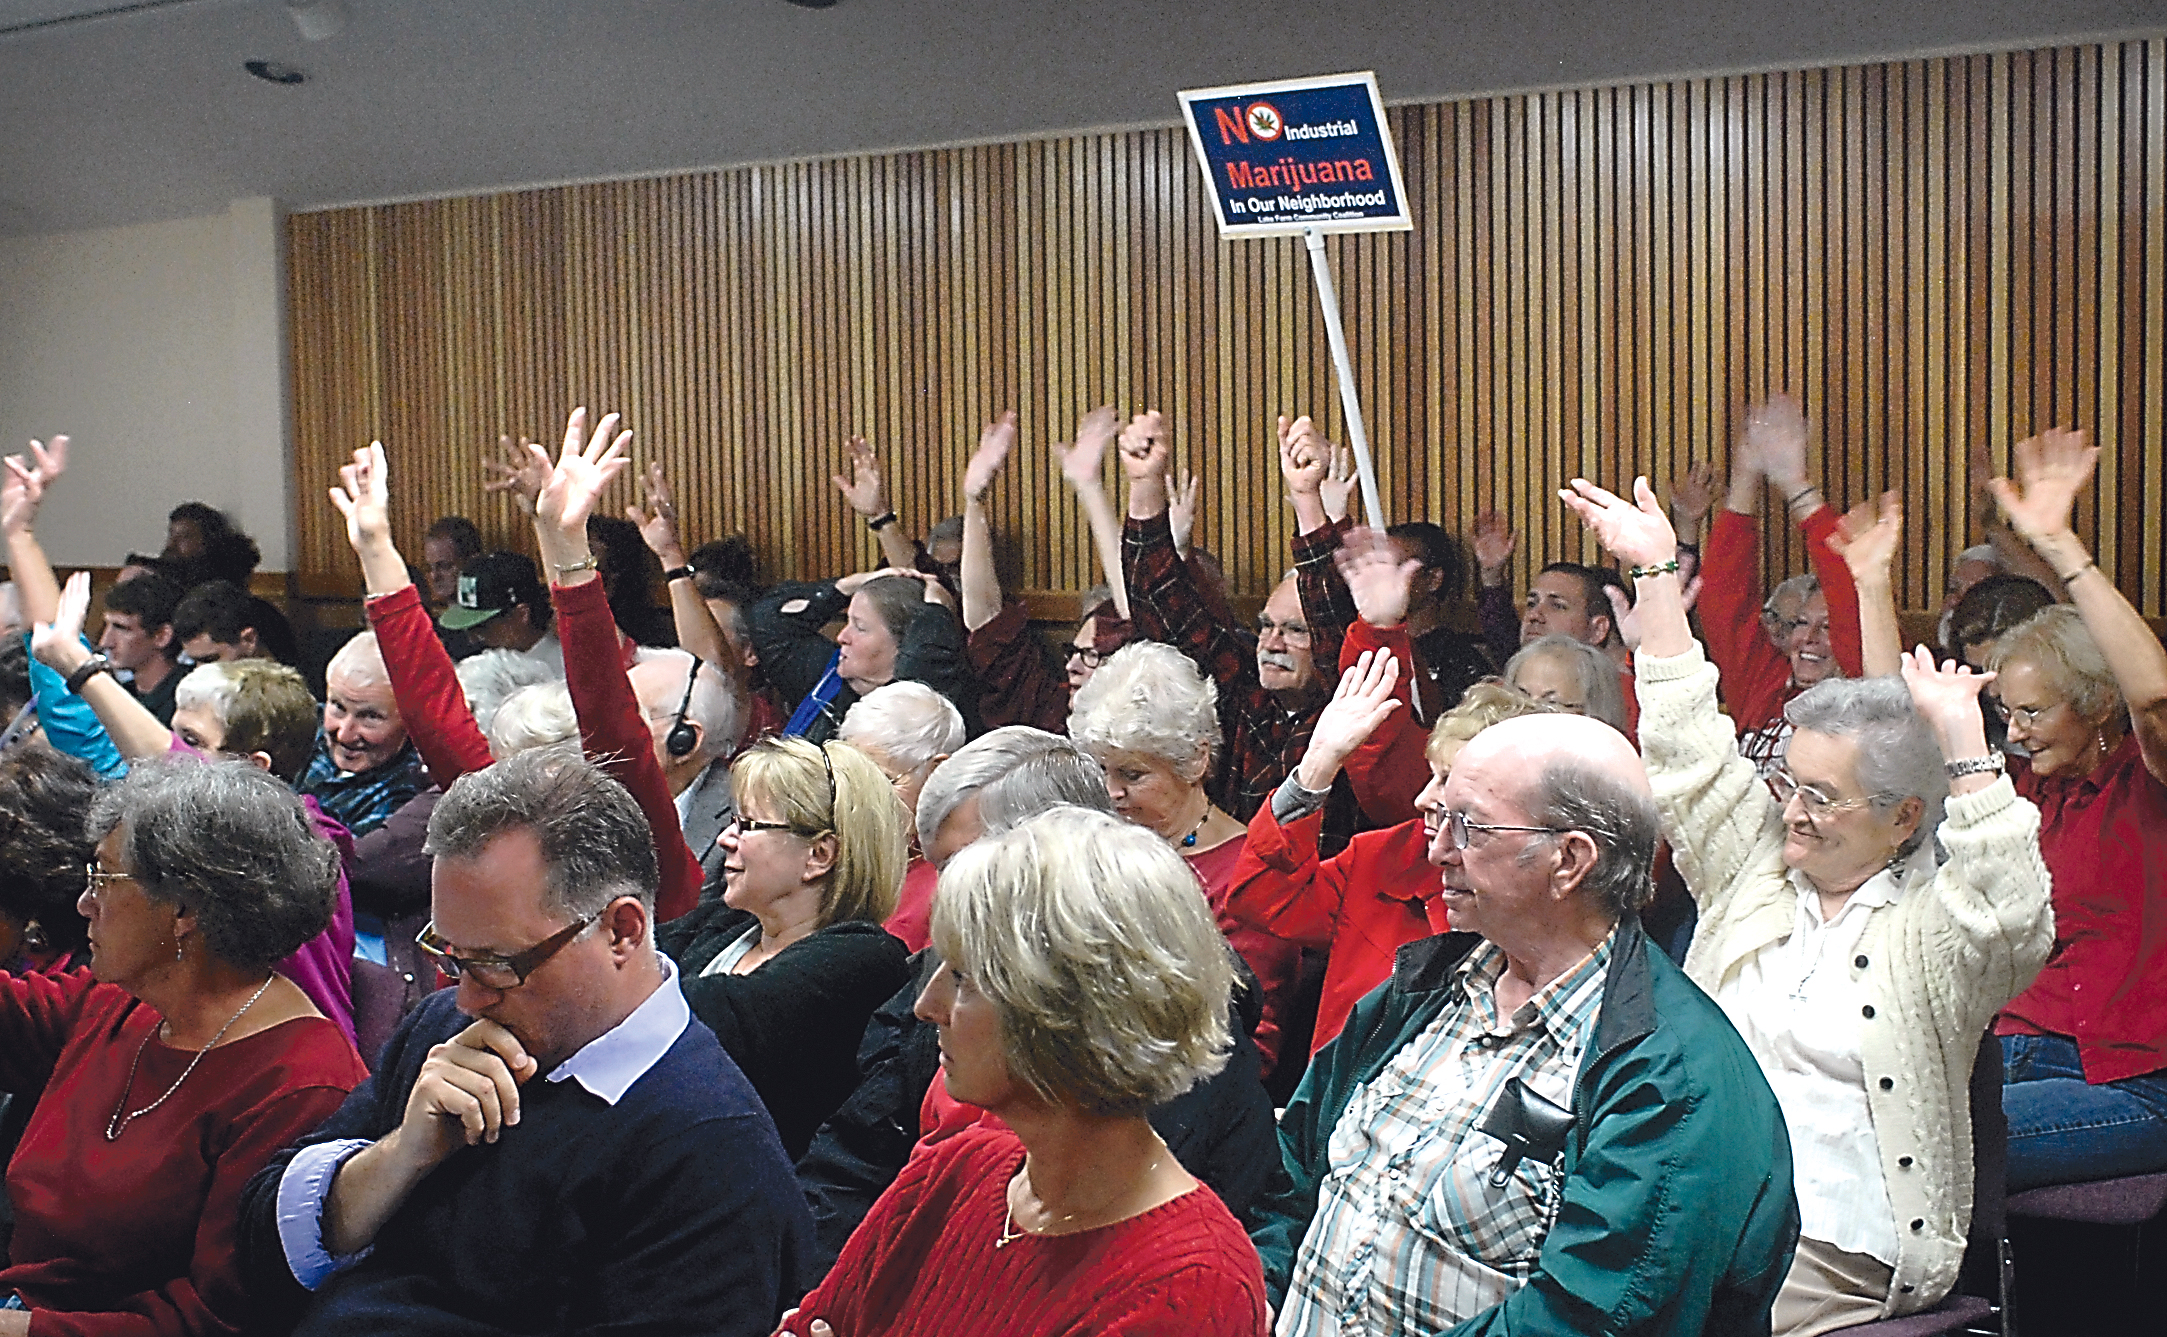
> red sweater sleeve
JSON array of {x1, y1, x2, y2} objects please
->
[
  {"x1": 1800, "y1": 506, "x2": 1865, "y2": 679},
  {"x1": 0, "y1": 968, "x2": 96, "y2": 1097},
  {"x1": 1222, "y1": 805, "x2": 1346, "y2": 949},
  {"x1": 364, "y1": 585, "x2": 491, "y2": 784},
  {"x1": 1338, "y1": 621, "x2": 1431, "y2": 826},
  {"x1": 1697, "y1": 510, "x2": 1788, "y2": 728},
  {"x1": 554, "y1": 578, "x2": 700, "y2": 921}
]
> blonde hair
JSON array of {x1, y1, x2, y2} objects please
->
[
  {"x1": 1066, "y1": 641, "x2": 1220, "y2": 782},
  {"x1": 1427, "y1": 678, "x2": 1557, "y2": 768},
  {"x1": 932, "y1": 806, "x2": 1234, "y2": 1115},
  {"x1": 1987, "y1": 604, "x2": 2123, "y2": 726},
  {"x1": 729, "y1": 736, "x2": 905, "y2": 927}
]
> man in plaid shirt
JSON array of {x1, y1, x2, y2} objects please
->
[
  {"x1": 1253, "y1": 712, "x2": 1797, "y2": 1336},
  {"x1": 1117, "y1": 412, "x2": 1335, "y2": 828}
]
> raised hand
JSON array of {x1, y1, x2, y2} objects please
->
[
  {"x1": 1168, "y1": 468, "x2": 1202, "y2": 555},
  {"x1": 531, "y1": 407, "x2": 633, "y2": 536},
  {"x1": 1321, "y1": 444, "x2": 1358, "y2": 524},
  {"x1": 1743, "y1": 395, "x2": 1810, "y2": 491},
  {"x1": 1116, "y1": 411, "x2": 1171, "y2": 482},
  {"x1": 1828, "y1": 491, "x2": 1902, "y2": 582},
  {"x1": 1668, "y1": 461, "x2": 1717, "y2": 528},
  {"x1": 1056, "y1": 406, "x2": 1119, "y2": 492},
  {"x1": 1987, "y1": 427, "x2": 2096, "y2": 549},
  {"x1": 1334, "y1": 527, "x2": 1421, "y2": 629},
  {"x1": 29, "y1": 570, "x2": 92, "y2": 671},
  {"x1": 963, "y1": 412, "x2": 1018, "y2": 503},
  {"x1": 1558, "y1": 476, "x2": 1678, "y2": 569},
  {"x1": 1294, "y1": 649, "x2": 1403, "y2": 791},
  {"x1": 625, "y1": 459, "x2": 687, "y2": 565},
  {"x1": 1472, "y1": 510, "x2": 1517, "y2": 579},
  {"x1": 1, "y1": 436, "x2": 66, "y2": 539},
  {"x1": 482, "y1": 434, "x2": 550, "y2": 513},
  {"x1": 1604, "y1": 584, "x2": 1643, "y2": 652},
  {"x1": 1276, "y1": 414, "x2": 1329, "y2": 498},
  {"x1": 328, "y1": 442, "x2": 395, "y2": 554},
  {"x1": 830, "y1": 436, "x2": 891, "y2": 518},
  {"x1": 1897, "y1": 645, "x2": 1995, "y2": 752}
]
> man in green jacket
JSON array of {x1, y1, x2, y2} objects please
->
[{"x1": 1255, "y1": 712, "x2": 1797, "y2": 1335}]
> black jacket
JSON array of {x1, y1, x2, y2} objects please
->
[
  {"x1": 745, "y1": 580, "x2": 982, "y2": 743},
  {"x1": 793, "y1": 948, "x2": 1288, "y2": 1273},
  {"x1": 660, "y1": 901, "x2": 913, "y2": 1161}
]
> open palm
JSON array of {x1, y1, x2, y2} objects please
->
[
  {"x1": 1056, "y1": 406, "x2": 1119, "y2": 491},
  {"x1": 533, "y1": 408, "x2": 632, "y2": 534},
  {"x1": 1558, "y1": 477, "x2": 1677, "y2": 569},
  {"x1": 1988, "y1": 427, "x2": 2095, "y2": 545}
]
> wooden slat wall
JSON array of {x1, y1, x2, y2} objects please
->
[{"x1": 288, "y1": 39, "x2": 2167, "y2": 619}]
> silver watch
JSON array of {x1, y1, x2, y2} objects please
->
[{"x1": 1943, "y1": 753, "x2": 2006, "y2": 780}]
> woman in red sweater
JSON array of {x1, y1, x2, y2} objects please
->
[
  {"x1": 781, "y1": 806, "x2": 1266, "y2": 1337},
  {"x1": 0, "y1": 758, "x2": 366, "y2": 1337}
]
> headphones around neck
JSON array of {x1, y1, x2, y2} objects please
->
[{"x1": 665, "y1": 657, "x2": 703, "y2": 759}]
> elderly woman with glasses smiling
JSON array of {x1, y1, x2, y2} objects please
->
[
  {"x1": 1562, "y1": 474, "x2": 2052, "y2": 1335},
  {"x1": 656, "y1": 735, "x2": 911, "y2": 1158},
  {"x1": 0, "y1": 758, "x2": 365, "y2": 1337}
]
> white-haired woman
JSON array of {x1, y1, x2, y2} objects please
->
[
  {"x1": 1068, "y1": 640, "x2": 1300, "y2": 1080},
  {"x1": 1563, "y1": 474, "x2": 2051, "y2": 1333},
  {"x1": 840, "y1": 681, "x2": 966, "y2": 952},
  {"x1": 1504, "y1": 633, "x2": 1630, "y2": 734},
  {"x1": 780, "y1": 807, "x2": 1267, "y2": 1336}
]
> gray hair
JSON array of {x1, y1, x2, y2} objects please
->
[
  {"x1": 1066, "y1": 641, "x2": 1220, "y2": 781},
  {"x1": 487, "y1": 680, "x2": 579, "y2": 759},
  {"x1": 86, "y1": 757, "x2": 339, "y2": 971},
  {"x1": 426, "y1": 748, "x2": 659, "y2": 918},
  {"x1": 1784, "y1": 675, "x2": 1949, "y2": 858},
  {"x1": 1505, "y1": 634, "x2": 1629, "y2": 735},
  {"x1": 915, "y1": 725, "x2": 1115, "y2": 849},
  {"x1": 324, "y1": 629, "x2": 390, "y2": 689},
  {"x1": 1956, "y1": 544, "x2": 2002, "y2": 570},
  {"x1": 632, "y1": 647, "x2": 742, "y2": 763},
  {"x1": 456, "y1": 649, "x2": 563, "y2": 735},
  {"x1": 841, "y1": 680, "x2": 966, "y2": 774},
  {"x1": 1517, "y1": 757, "x2": 1662, "y2": 920},
  {"x1": 1763, "y1": 573, "x2": 1820, "y2": 623},
  {"x1": 931, "y1": 806, "x2": 1234, "y2": 1115},
  {"x1": 1987, "y1": 605, "x2": 2122, "y2": 725},
  {"x1": 172, "y1": 661, "x2": 242, "y2": 721}
]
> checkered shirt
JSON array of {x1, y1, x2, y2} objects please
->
[{"x1": 1278, "y1": 932, "x2": 1614, "y2": 1336}]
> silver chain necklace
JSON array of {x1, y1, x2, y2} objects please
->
[{"x1": 105, "y1": 976, "x2": 274, "y2": 1141}]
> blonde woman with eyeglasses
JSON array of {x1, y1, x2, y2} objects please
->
[
  {"x1": 1562, "y1": 472, "x2": 2052, "y2": 1335},
  {"x1": 658, "y1": 734, "x2": 911, "y2": 1159}
]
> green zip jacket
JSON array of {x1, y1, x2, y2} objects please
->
[{"x1": 1254, "y1": 915, "x2": 1800, "y2": 1336}]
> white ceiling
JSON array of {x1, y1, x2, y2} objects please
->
[{"x1": 0, "y1": 0, "x2": 2158, "y2": 236}]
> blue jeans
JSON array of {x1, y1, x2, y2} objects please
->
[{"x1": 2002, "y1": 1034, "x2": 2167, "y2": 1192}]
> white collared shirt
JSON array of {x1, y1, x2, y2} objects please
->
[
  {"x1": 1715, "y1": 868, "x2": 1901, "y2": 1263},
  {"x1": 276, "y1": 956, "x2": 690, "y2": 1289}
]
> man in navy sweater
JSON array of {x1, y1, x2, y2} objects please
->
[{"x1": 238, "y1": 748, "x2": 818, "y2": 1335}]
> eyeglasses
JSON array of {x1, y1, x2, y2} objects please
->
[
  {"x1": 1068, "y1": 645, "x2": 1108, "y2": 668},
  {"x1": 1256, "y1": 617, "x2": 1312, "y2": 645},
  {"x1": 722, "y1": 812, "x2": 801, "y2": 836},
  {"x1": 415, "y1": 914, "x2": 597, "y2": 990},
  {"x1": 1992, "y1": 699, "x2": 2061, "y2": 730},
  {"x1": 83, "y1": 863, "x2": 134, "y2": 899},
  {"x1": 1438, "y1": 811, "x2": 1571, "y2": 851},
  {"x1": 1765, "y1": 769, "x2": 1871, "y2": 817}
]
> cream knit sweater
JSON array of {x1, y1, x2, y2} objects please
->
[{"x1": 1635, "y1": 643, "x2": 2053, "y2": 1319}]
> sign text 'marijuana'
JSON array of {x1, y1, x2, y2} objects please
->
[{"x1": 1177, "y1": 71, "x2": 1412, "y2": 239}]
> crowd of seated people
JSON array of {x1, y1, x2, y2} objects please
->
[{"x1": 0, "y1": 377, "x2": 2161, "y2": 1337}]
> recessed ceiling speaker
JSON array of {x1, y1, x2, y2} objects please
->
[
  {"x1": 285, "y1": 0, "x2": 349, "y2": 41},
  {"x1": 244, "y1": 59, "x2": 307, "y2": 85}
]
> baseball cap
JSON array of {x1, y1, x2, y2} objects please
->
[{"x1": 440, "y1": 551, "x2": 544, "y2": 631}]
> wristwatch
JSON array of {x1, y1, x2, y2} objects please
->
[
  {"x1": 1943, "y1": 753, "x2": 2006, "y2": 780},
  {"x1": 65, "y1": 654, "x2": 113, "y2": 695},
  {"x1": 663, "y1": 565, "x2": 696, "y2": 584}
]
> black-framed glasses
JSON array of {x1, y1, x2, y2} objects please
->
[
  {"x1": 415, "y1": 914, "x2": 597, "y2": 990},
  {"x1": 1765, "y1": 769, "x2": 1871, "y2": 817},
  {"x1": 1068, "y1": 645, "x2": 1108, "y2": 668},
  {"x1": 1439, "y1": 811, "x2": 1571, "y2": 851},
  {"x1": 722, "y1": 812, "x2": 800, "y2": 836}
]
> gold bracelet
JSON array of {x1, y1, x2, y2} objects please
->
[{"x1": 553, "y1": 554, "x2": 600, "y2": 576}]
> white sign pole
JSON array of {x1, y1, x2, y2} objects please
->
[{"x1": 1302, "y1": 226, "x2": 1386, "y2": 528}]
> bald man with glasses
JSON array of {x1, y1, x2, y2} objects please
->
[{"x1": 237, "y1": 749, "x2": 816, "y2": 1336}]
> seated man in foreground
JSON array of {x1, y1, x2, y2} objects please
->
[
  {"x1": 1255, "y1": 712, "x2": 1799, "y2": 1335},
  {"x1": 237, "y1": 748, "x2": 816, "y2": 1335}
]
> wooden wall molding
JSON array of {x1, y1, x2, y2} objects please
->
[{"x1": 289, "y1": 40, "x2": 2167, "y2": 619}]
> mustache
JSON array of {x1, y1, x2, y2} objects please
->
[{"x1": 1257, "y1": 650, "x2": 1300, "y2": 672}]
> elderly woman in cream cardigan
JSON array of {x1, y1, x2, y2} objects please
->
[{"x1": 1560, "y1": 474, "x2": 2052, "y2": 1337}]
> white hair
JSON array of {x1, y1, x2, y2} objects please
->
[
  {"x1": 487, "y1": 680, "x2": 579, "y2": 760},
  {"x1": 455, "y1": 649, "x2": 563, "y2": 735},
  {"x1": 841, "y1": 680, "x2": 966, "y2": 773},
  {"x1": 324, "y1": 629, "x2": 389, "y2": 689},
  {"x1": 913, "y1": 725, "x2": 1114, "y2": 850},
  {"x1": 172, "y1": 661, "x2": 243, "y2": 723},
  {"x1": 1066, "y1": 641, "x2": 1220, "y2": 782},
  {"x1": 631, "y1": 646, "x2": 742, "y2": 763}
]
